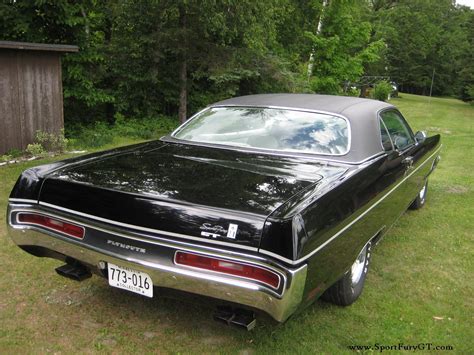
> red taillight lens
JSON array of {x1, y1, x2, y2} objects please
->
[
  {"x1": 17, "y1": 213, "x2": 85, "y2": 239},
  {"x1": 175, "y1": 251, "x2": 280, "y2": 289}
]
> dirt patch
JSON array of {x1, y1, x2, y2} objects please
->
[
  {"x1": 44, "y1": 287, "x2": 92, "y2": 306},
  {"x1": 93, "y1": 333, "x2": 118, "y2": 349},
  {"x1": 445, "y1": 185, "x2": 469, "y2": 194},
  {"x1": 426, "y1": 126, "x2": 452, "y2": 135},
  {"x1": 201, "y1": 335, "x2": 228, "y2": 345},
  {"x1": 82, "y1": 319, "x2": 102, "y2": 330},
  {"x1": 143, "y1": 331, "x2": 157, "y2": 339},
  {"x1": 238, "y1": 349, "x2": 256, "y2": 355}
]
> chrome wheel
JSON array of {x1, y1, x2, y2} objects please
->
[
  {"x1": 409, "y1": 180, "x2": 429, "y2": 210},
  {"x1": 419, "y1": 184, "x2": 427, "y2": 200},
  {"x1": 351, "y1": 247, "x2": 367, "y2": 285},
  {"x1": 322, "y1": 241, "x2": 373, "y2": 306}
]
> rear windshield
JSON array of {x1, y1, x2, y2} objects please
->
[{"x1": 172, "y1": 107, "x2": 349, "y2": 155}]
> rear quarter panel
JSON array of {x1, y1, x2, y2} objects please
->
[{"x1": 298, "y1": 135, "x2": 441, "y2": 304}]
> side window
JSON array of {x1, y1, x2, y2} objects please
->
[
  {"x1": 379, "y1": 119, "x2": 393, "y2": 151},
  {"x1": 380, "y1": 110, "x2": 414, "y2": 151}
]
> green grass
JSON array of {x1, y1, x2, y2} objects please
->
[{"x1": 0, "y1": 94, "x2": 472, "y2": 353}]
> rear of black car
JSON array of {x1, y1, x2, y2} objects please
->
[{"x1": 6, "y1": 142, "x2": 341, "y2": 322}]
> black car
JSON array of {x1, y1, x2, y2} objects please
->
[{"x1": 7, "y1": 94, "x2": 441, "y2": 328}]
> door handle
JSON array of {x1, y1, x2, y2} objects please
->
[{"x1": 402, "y1": 156, "x2": 414, "y2": 168}]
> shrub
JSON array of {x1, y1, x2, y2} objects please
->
[
  {"x1": 1, "y1": 154, "x2": 13, "y2": 162},
  {"x1": 34, "y1": 130, "x2": 69, "y2": 152},
  {"x1": 6, "y1": 148, "x2": 23, "y2": 158},
  {"x1": 372, "y1": 81, "x2": 393, "y2": 102},
  {"x1": 64, "y1": 115, "x2": 179, "y2": 150},
  {"x1": 467, "y1": 85, "x2": 474, "y2": 104},
  {"x1": 346, "y1": 87, "x2": 360, "y2": 97},
  {"x1": 72, "y1": 122, "x2": 114, "y2": 148},
  {"x1": 26, "y1": 143, "x2": 45, "y2": 157},
  {"x1": 113, "y1": 115, "x2": 178, "y2": 139}
]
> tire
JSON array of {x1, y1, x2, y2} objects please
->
[
  {"x1": 409, "y1": 180, "x2": 428, "y2": 210},
  {"x1": 321, "y1": 241, "x2": 372, "y2": 306}
]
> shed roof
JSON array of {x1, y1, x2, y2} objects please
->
[{"x1": 0, "y1": 40, "x2": 79, "y2": 53}]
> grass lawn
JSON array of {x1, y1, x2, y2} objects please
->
[{"x1": 0, "y1": 94, "x2": 472, "y2": 353}]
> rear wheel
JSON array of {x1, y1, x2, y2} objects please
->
[
  {"x1": 321, "y1": 241, "x2": 372, "y2": 306},
  {"x1": 409, "y1": 180, "x2": 428, "y2": 210}
]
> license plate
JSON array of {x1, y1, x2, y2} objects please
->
[{"x1": 107, "y1": 263, "x2": 153, "y2": 298}]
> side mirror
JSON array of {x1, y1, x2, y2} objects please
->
[{"x1": 414, "y1": 131, "x2": 427, "y2": 144}]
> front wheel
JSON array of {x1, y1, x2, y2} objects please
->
[
  {"x1": 409, "y1": 180, "x2": 428, "y2": 210},
  {"x1": 321, "y1": 241, "x2": 372, "y2": 306}
]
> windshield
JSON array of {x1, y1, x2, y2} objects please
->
[{"x1": 172, "y1": 107, "x2": 350, "y2": 155}]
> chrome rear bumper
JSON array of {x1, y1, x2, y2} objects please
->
[{"x1": 7, "y1": 203, "x2": 307, "y2": 322}]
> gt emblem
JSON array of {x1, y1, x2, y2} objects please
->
[
  {"x1": 227, "y1": 223, "x2": 238, "y2": 239},
  {"x1": 200, "y1": 222, "x2": 239, "y2": 239}
]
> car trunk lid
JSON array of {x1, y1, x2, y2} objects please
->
[{"x1": 38, "y1": 142, "x2": 338, "y2": 249}]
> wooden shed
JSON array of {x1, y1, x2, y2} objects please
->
[{"x1": 0, "y1": 41, "x2": 78, "y2": 155}]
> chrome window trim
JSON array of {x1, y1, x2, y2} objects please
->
[
  {"x1": 379, "y1": 117, "x2": 395, "y2": 151},
  {"x1": 379, "y1": 108, "x2": 416, "y2": 153},
  {"x1": 259, "y1": 145, "x2": 442, "y2": 265},
  {"x1": 170, "y1": 105, "x2": 352, "y2": 157},
  {"x1": 162, "y1": 136, "x2": 386, "y2": 166}
]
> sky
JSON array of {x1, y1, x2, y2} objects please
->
[{"x1": 456, "y1": 0, "x2": 473, "y2": 8}]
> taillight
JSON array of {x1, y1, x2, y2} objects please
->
[
  {"x1": 175, "y1": 251, "x2": 280, "y2": 289},
  {"x1": 17, "y1": 213, "x2": 85, "y2": 239}
]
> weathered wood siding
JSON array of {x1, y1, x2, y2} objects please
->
[{"x1": 0, "y1": 49, "x2": 64, "y2": 155}]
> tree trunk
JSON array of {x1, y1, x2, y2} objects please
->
[
  {"x1": 80, "y1": 6, "x2": 90, "y2": 37},
  {"x1": 178, "y1": 4, "x2": 188, "y2": 124},
  {"x1": 178, "y1": 59, "x2": 187, "y2": 124},
  {"x1": 307, "y1": 0, "x2": 329, "y2": 79}
]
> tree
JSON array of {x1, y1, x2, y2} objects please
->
[
  {"x1": 452, "y1": 5, "x2": 473, "y2": 101},
  {"x1": 1, "y1": 0, "x2": 471, "y2": 128},
  {"x1": 305, "y1": 0, "x2": 385, "y2": 94},
  {"x1": 376, "y1": 0, "x2": 472, "y2": 98},
  {"x1": 110, "y1": 0, "x2": 291, "y2": 122}
]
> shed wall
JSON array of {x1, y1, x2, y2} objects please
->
[{"x1": 0, "y1": 49, "x2": 64, "y2": 155}]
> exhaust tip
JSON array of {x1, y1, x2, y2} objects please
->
[
  {"x1": 213, "y1": 306, "x2": 257, "y2": 331},
  {"x1": 56, "y1": 263, "x2": 92, "y2": 281}
]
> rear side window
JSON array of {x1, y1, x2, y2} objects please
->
[{"x1": 380, "y1": 110, "x2": 414, "y2": 150}]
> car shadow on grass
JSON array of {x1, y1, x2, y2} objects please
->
[{"x1": 66, "y1": 274, "x2": 326, "y2": 341}]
